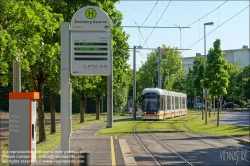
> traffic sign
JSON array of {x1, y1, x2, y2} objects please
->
[{"x1": 71, "y1": 6, "x2": 111, "y2": 31}]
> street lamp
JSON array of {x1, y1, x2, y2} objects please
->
[
  {"x1": 204, "y1": 22, "x2": 214, "y2": 124},
  {"x1": 133, "y1": 45, "x2": 142, "y2": 120}
]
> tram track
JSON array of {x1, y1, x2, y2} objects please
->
[
  {"x1": 134, "y1": 122, "x2": 194, "y2": 166},
  {"x1": 172, "y1": 120, "x2": 250, "y2": 163},
  {"x1": 182, "y1": 121, "x2": 250, "y2": 153}
]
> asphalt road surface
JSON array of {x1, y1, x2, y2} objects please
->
[{"x1": 220, "y1": 110, "x2": 250, "y2": 126}]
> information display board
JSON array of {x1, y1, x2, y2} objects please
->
[{"x1": 71, "y1": 32, "x2": 111, "y2": 76}]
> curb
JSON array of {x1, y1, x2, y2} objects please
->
[{"x1": 235, "y1": 138, "x2": 250, "y2": 147}]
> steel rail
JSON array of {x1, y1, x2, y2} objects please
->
[
  {"x1": 172, "y1": 121, "x2": 250, "y2": 163},
  {"x1": 134, "y1": 123, "x2": 162, "y2": 166},
  {"x1": 147, "y1": 124, "x2": 194, "y2": 166},
  {"x1": 182, "y1": 121, "x2": 250, "y2": 153},
  {"x1": 172, "y1": 122, "x2": 219, "y2": 149}
]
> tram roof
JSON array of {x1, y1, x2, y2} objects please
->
[{"x1": 142, "y1": 88, "x2": 186, "y2": 96}]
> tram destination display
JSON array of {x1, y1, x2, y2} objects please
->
[{"x1": 71, "y1": 32, "x2": 111, "y2": 76}]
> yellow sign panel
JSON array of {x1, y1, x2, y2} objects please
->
[{"x1": 85, "y1": 8, "x2": 97, "y2": 19}]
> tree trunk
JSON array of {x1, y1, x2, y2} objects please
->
[
  {"x1": 209, "y1": 100, "x2": 211, "y2": 118},
  {"x1": 50, "y1": 89, "x2": 56, "y2": 133},
  {"x1": 202, "y1": 98, "x2": 204, "y2": 120},
  {"x1": 29, "y1": 67, "x2": 49, "y2": 142},
  {"x1": 96, "y1": 94, "x2": 100, "y2": 120},
  {"x1": 38, "y1": 86, "x2": 46, "y2": 142},
  {"x1": 79, "y1": 93, "x2": 85, "y2": 123},
  {"x1": 217, "y1": 95, "x2": 220, "y2": 126}
]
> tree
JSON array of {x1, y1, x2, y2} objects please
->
[
  {"x1": 161, "y1": 46, "x2": 184, "y2": 91},
  {"x1": 137, "y1": 49, "x2": 158, "y2": 92},
  {"x1": 0, "y1": 1, "x2": 63, "y2": 142},
  {"x1": 224, "y1": 62, "x2": 241, "y2": 101},
  {"x1": 242, "y1": 65, "x2": 250, "y2": 101},
  {"x1": 71, "y1": 76, "x2": 98, "y2": 123},
  {"x1": 203, "y1": 39, "x2": 229, "y2": 126},
  {"x1": 137, "y1": 46, "x2": 184, "y2": 95},
  {"x1": 193, "y1": 57, "x2": 206, "y2": 99},
  {"x1": 47, "y1": 0, "x2": 131, "y2": 115},
  {"x1": 192, "y1": 57, "x2": 205, "y2": 118}
]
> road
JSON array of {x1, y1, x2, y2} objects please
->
[{"x1": 220, "y1": 110, "x2": 250, "y2": 126}]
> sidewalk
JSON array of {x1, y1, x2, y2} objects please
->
[{"x1": 33, "y1": 120, "x2": 133, "y2": 166}]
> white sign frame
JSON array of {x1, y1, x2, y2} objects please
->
[{"x1": 70, "y1": 32, "x2": 112, "y2": 76}]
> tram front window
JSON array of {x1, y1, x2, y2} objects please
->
[{"x1": 143, "y1": 98, "x2": 158, "y2": 111}]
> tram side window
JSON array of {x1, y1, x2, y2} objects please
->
[
  {"x1": 167, "y1": 96, "x2": 171, "y2": 110},
  {"x1": 179, "y1": 97, "x2": 181, "y2": 109},
  {"x1": 172, "y1": 96, "x2": 174, "y2": 109},
  {"x1": 175, "y1": 97, "x2": 179, "y2": 109},
  {"x1": 160, "y1": 98, "x2": 164, "y2": 110},
  {"x1": 182, "y1": 97, "x2": 185, "y2": 109}
]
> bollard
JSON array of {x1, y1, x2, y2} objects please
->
[
  {"x1": 79, "y1": 151, "x2": 90, "y2": 166},
  {"x1": 70, "y1": 151, "x2": 78, "y2": 166},
  {"x1": 70, "y1": 150, "x2": 90, "y2": 166}
]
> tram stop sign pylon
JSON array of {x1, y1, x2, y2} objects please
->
[
  {"x1": 60, "y1": 6, "x2": 113, "y2": 164},
  {"x1": 70, "y1": 6, "x2": 112, "y2": 76}
]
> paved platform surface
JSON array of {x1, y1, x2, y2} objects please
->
[{"x1": 33, "y1": 119, "x2": 136, "y2": 166}]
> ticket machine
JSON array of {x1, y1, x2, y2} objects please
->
[{"x1": 9, "y1": 92, "x2": 39, "y2": 165}]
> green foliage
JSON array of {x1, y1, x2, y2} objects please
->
[
  {"x1": 203, "y1": 39, "x2": 229, "y2": 97},
  {"x1": 193, "y1": 57, "x2": 205, "y2": 98},
  {"x1": 0, "y1": 84, "x2": 12, "y2": 111},
  {"x1": 243, "y1": 65, "x2": 250, "y2": 100},
  {"x1": 225, "y1": 63, "x2": 241, "y2": 100},
  {"x1": 137, "y1": 45, "x2": 185, "y2": 97}
]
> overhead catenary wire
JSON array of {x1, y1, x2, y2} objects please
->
[
  {"x1": 141, "y1": 0, "x2": 158, "y2": 26},
  {"x1": 118, "y1": 3, "x2": 149, "y2": 48},
  {"x1": 138, "y1": 51, "x2": 148, "y2": 61},
  {"x1": 185, "y1": 0, "x2": 228, "y2": 27},
  {"x1": 182, "y1": 5, "x2": 250, "y2": 53},
  {"x1": 142, "y1": 0, "x2": 172, "y2": 48},
  {"x1": 120, "y1": 1, "x2": 178, "y2": 27}
]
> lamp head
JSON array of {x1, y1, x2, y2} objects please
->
[{"x1": 204, "y1": 22, "x2": 214, "y2": 26}]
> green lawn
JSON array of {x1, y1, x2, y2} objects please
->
[{"x1": 98, "y1": 110, "x2": 249, "y2": 138}]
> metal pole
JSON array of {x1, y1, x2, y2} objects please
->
[
  {"x1": 194, "y1": 88, "x2": 196, "y2": 110},
  {"x1": 107, "y1": 34, "x2": 113, "y2": 127},
  {"x1": 60, "y1": 22, "x2": 70, "y2": 165},
  {"x1": 101, "y1": 97, "x2": 103, "y2": 113},
  {"x1": 179, "y1": 27, "x2": 182, "y2": 50},
  {"x1": 241, "y1": 71, "x2": 243, "y2": 109},
  {"x1": 133, "y1": 46, "x2": 136, "y2": 120},
  {"x1": 13, "y1": 61, "x2": 21, "y2": 92},
  {"x1": 204, "y1": 24, "x2": 208, "y2": 124},
  {"x1": 158, "y1": 47, "x2": 161, "y2": 89},
  {"x1": 213, "y1": 98, "x2": 215, "y2": 115}
]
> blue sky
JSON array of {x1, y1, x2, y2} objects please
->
[{"x1": 115, "y1": 1, "x2": 249, "y2": 70}]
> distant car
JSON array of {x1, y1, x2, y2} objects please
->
[
  {"x1": 222, "y1": 102, "x2": 235, "y2": 109},
  {"x1": 246, "y1": 104, "x2": 250, "y2": 110},
  {"x1": 196, "y1": 103, "x2": 205, "y2": 110}
]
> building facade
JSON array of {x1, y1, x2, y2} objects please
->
[{"x1": 183, "y1": 46, "x2": 250, "y2": 73}]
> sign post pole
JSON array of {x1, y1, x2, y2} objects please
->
[
  {"x1": 60, "y1": 22, "x2": 71, "y2": 165},
  {"x1": 107, "y1": 34, "x2": 113, "y2": 128}
]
